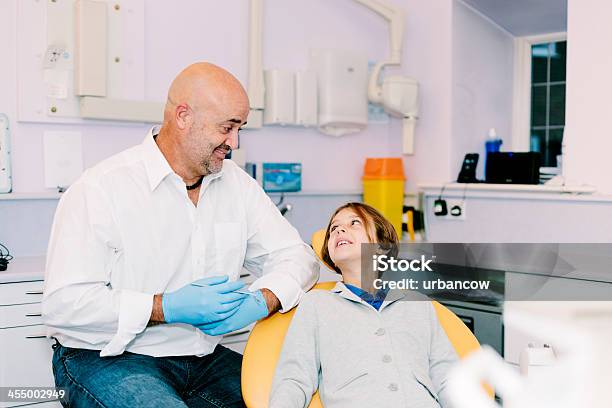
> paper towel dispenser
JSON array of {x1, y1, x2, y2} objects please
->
[{"x1": 310, "y1": 49, "x2": 368, "y2": 136}]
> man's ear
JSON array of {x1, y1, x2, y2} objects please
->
[{"x1": 175, "y1": 103, "x2": 192, "y2": 130}]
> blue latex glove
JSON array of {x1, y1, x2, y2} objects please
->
[
  {"x1": 198, "y1": 290, "x2": 269, "y2": 336},
  {"x1": 162, "y1": 276, "x2": 247, "y2": 325}
]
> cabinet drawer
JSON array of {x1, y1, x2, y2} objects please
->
[
  {"x1": 0, "y1": 325, "x2": 56, "y2": 405},
  {"x1": 0, "y1": 282, "x2": 44, "y2": 306},
  {"x1": 4, "y1": 398, "x2": 62, "y2": 408},
  {"x1": 8, "y1": 401, "x2": 62, "y2": 408},
  {"x1": 0, "y1": 304, "x2": 43, "y2": 329}
]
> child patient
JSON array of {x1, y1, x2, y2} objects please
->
[{"x1": 269, "y1": 202, "x2": 458, "y2": 408}]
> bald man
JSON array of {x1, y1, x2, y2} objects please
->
[{"x1": 42, "y1": 63, "x2": 320, "y2": 407}]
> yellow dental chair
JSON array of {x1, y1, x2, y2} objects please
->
[{"x1": 241, "y1": 229, "x2": 491, "y2": 407}]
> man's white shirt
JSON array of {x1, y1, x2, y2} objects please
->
[{"x1": 42, "y1": 127, "x2": 320, "y2": 357}]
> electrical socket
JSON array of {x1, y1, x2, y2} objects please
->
[{"x1": 443, "y1": 199, "x2": 466, "y2": 220}]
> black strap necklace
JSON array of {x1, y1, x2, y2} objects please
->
[
  {"x1": 153, "y1": 133, "x2": 203, "y2": 190},
  {"x1": 186, "y1": 176, "x2": 204, "y2": 190}
]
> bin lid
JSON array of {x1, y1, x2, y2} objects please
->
[{"x1": 362, "y1": 158, "x2": 405, "y2": 180}]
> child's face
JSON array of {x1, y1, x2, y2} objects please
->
[{"x1": 327, "y1": 208, "x2": 373, "y2": 266}]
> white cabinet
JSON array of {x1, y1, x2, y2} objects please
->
[{"x1": 0, "y1": 259, "x2": 61, "y2": 408}]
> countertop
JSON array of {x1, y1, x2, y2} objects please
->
[
  {"x1": 417, "y1": 182, "x2": 609, "y2": 202},
  {"x1": 0, "y1": 256, "x2": 46, "y2": 284}
]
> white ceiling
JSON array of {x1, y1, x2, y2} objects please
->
[{"x1": 460, "y1": 0, "x2": 567, "y2": 36}]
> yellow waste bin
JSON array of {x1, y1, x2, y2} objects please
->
[{"x1": 362, "y1": 158, "x2": 405, "y2": 236}]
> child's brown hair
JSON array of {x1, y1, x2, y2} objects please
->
[{"x1": 321, "y1": 202, "x2": 399, "y2": 274}]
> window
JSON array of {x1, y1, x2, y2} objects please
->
[
  {"x1": 530, "y1": 41, "x2": 566, "y2": 167},
  {"x1": 512, "y1": 33, "x2": 567, "y2": 175}
]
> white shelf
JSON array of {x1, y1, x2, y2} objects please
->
[
  {"x1": 0, "y1": 190, "x2": 362, "y2": 200},
  {"x1": 266, "y1": 189, "x2": 419, "y2": 198},
  {"x1": 417, "y1": 182, "x2": 612, "y2": 203},
  {"x1": 0, "y1": 189, "x2": 414, "y2": 201},
  {"x1": 266, "y1": 189, "x2": 362, "y2": 196},
  {"x1": 0, "y1": 192, "x2": 63, "y2": 201},
  {"x1": 418, "y1": 182, "x2": 597, "y2": 194}
]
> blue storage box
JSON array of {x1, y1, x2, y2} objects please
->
[{"x1": 263, "y1": 163, "x2": 302, "y2": 192}]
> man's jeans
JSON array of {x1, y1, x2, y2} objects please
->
[{"x1": 51, "y1": 341, "x2": 246, "y2": 408}]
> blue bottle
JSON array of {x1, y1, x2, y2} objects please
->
[
  {"x1": 485, "y1": 128, "x2": 502, "y2": 180},
  {"x1": 486, "y1": 128, "x2": 503, "y2": 154}
]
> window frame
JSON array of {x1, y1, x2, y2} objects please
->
[{"x1": 511, "y1": 32, "x2": 567, "y2": 152}]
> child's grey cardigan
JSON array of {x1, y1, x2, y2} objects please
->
[{"x1": 269, "y1": 282, "x2": 459, "y2": 408}]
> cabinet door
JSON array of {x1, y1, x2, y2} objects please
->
[
  {"x1": 442, "y1": 304, "x2": 503, "y2": 356},
  {"x1": 0, "y1": 325, "x2": 55, "y2": 408}
]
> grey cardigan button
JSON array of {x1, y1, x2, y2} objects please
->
[
  {"x1": 375, "y1": 328, "x2": 386, "y2": 336},
  {"x1": 388, "y1": 383, "x2": 399, "y2": 391},
  {"x1": 382, "y1": 354, "x2": 392, "y2": 363}
]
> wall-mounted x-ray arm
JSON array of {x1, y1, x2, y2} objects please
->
[
  {"x1": 353, "y1": 0, "x2": 404, "y2": 102},
  {"x1": 353, "y1": 0, "x2": 420, "y2": 155},
  {"x1": 245, "y1": 0, "x2": 419, "y2": 153}
]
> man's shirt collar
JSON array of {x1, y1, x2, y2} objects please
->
[{"x1": 141, "y1": 126, "x2": 225, "y2": 192}]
